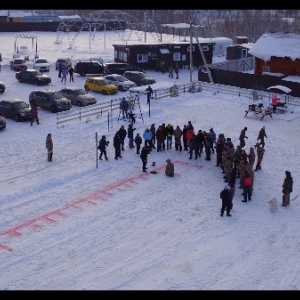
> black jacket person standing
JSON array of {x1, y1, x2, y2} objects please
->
[
  {"x1": 140, "y1": 146, "x2": 150, "y2": 172},
  {"x1": 220, "y1": 184, "x2": 232, "y2": 217}
]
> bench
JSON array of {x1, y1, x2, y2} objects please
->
[
  {"x1": 245, "y1": 103, "x2": 273, "y2": 121},
  {"x1": 274, "y1": 102, "x2": 288, "y2": 114}
]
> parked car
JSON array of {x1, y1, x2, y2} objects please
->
[
  {"x1": 0, "y1": 81, "x2": 5, "y2": 93},
  {"x1": 55, "y1": 58, "x2": 70, "y2": 70},
  {"x1": 0, "y1": 114, "x2": 6, "y2": 129},
  {"x1": 16, "y1": 69, "x2": 51, "y2": 85},
  {"x1": 104, "y1": 74, "x2": 137, "y2": 91},
  {"x1": 59, "y1": 87, "x2": 97, "y2": 107},
  {"x1": 0, "y1": 99, "x2": 31, "y2": 121},
  {"x1": 33, "y1": 58, "x2": 50, "y2": 72},
  {"x1": 10, "y1": 58, "x2": 28, "y2": 71},
  {"x1": 74, "y1": 60, "x2": 105, "y2": 76},
  {"x1": 29, "y1": 89, "x2": 72, "y2": 113},
  {"x1": 122, "y1": 71, "x2": 156, "y2": 86},
  {"x1": 84, "y1": 77, "x2": 118, "y2": 95},
  {"x1": 105, "y1": 63, "x2": 136, "y2": 75}
]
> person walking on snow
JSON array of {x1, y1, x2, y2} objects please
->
[
  {"x1": 98, "y1": 135, "x2": 109, "y2": 160},
  {"x1": 257, "y1": 126, "x2": 267, "y2": 149},
  {"x1": 68, "y1": 65, "x2": 74, "y2": 82},
  {"x1": 239, "y1": 127, "x2": 248, "y2": 148},
  {"x1": 30, "y1": 103, "x2": 40, "y2": 126},
  {"x1": 282, "y1": 170, "x2": 293, "y2": 207},
  {"x1": 46, "y1": 133, "x2": 53, "y2": 162}
]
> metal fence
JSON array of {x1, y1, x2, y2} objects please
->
[{"x1": 56, "y1": 80, "x2": 300, "y2": 128}]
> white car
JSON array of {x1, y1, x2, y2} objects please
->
[
  {"x1": 104, "y1": 74, "x2": 137, "y2": 91},
  {"x1": 33, "y1": 58, "x2": 50, "y2": 72}
]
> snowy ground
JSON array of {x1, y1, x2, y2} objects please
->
[{"x1": 0, "y1": 30, "x2": 300, "y2": 290}]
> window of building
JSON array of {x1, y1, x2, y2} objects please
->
[
  {"x1": 241, "y1": 49, "x2": 247, "y2": 58},
  {"x1": 137, "y1": 54, "x2": 148, "y2": 63},
  {"x1": 173, "y1": 52, "x2": 181, "y2": 61},
  {"x1": 263, "y1": 66, "x2": 270, "y2": 72}
]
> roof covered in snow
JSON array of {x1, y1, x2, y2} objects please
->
[{"x1": 249, "y1": 31, "x2": 300, "y2": 62}]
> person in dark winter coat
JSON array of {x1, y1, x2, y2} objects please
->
[
  {"x1": 165, "y1": 159, "x2": 174, "y2": 177},
  {"x1": 173, "y1": 125, "x2": 183, "y2": 151},
  {"x1": 204, "y1": 132, "x2": 212, "y2": 161},
  {"x1": 140, "y1": 146, "x2": 150, "y2": 172},
  {"x1": 145, "y1": 85, "x2": 153, "y2": 104},
  {"x1": 239, "y1": 127, "x2": 248, "y2": 148},
  {"x1": 182, "y1": 124, "x2": 188, "y2": 151},
  {"x1": 174, "y1": 63, "x2": 179, "y2": 79},
  {"x1": 189, "y1": 134, "x2": 200, "y2": 159},
  {"x1": 30, "y1": 103, "x2": 40, "y2": 126},
  {"x1": 113, "y1": 132, "x2": 122, "y2": 160},
  {"x1": 254, "y1": 142, "x2": 264, "y2": 171},
  {"x1": 220, "y1": 184, "x2": 232, "y2": 217},
  {"x1": 242, "y1": 171, "x2": 252, "y2": 202},
  {"x1": 282, "y1": 170, "x2": 293, "y2": 206},
  {"x1": 127, "y1": 123, "x2": 136, "y2": 149},
  {"x1": 257, "y1": 126, "x2": 267, "y2": 149},
  {"x1": 46, "y1": 133, "x2": 53, "y2": 162},
  {"x1": 215, "y1": 134, "x2": 225, "y2": 167},
  {"x1": 150, "y1": 123, "x2": 156, "y2": 149},
  {"x1": 166, "y1": 123, "x2": 174, "y2": 150},
  {"x1": 58, "y1": 62, "x2": 62, "y2": 78},
  {"x1": 68, "y1": 65, "x2": 74, "y2": 82},
  {"x1": 134, "y1": 133, "x2": 143, "y2": 154},
  {"x1": 120, "y1": 97, "x2": 129, "y2": 119},
  {"x1": 117, "y1": 125, "x2": 127, "y2": 151},
  {"x1": 128, "y1": 112, "x2": 136, "y2": 125},
  {"x1": 98, "y1": 135, "x2": 109, "y2": 160},
  {"x1": 155, "y1": 125, "x2": 164, "y2": 152}
]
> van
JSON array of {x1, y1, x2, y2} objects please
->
[
  {"x1": 74, "y1": 60, "x2": 105, "y2": 76},
  {"x1": 105, "y1": 63, "x2": 135, "y2": 75}
]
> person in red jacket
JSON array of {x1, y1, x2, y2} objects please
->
[
  {"x1": 242, "y1": 171, "x2": 252, "y2": 202},
  {"x1": 272, "y1": 94, "x2": 279, "y2": 113}
]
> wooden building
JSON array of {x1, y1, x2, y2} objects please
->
[
  {"x1": 112, "y1": 40, "x2": 215, "y2": 71},
  {"x1": 249, "y1": 31, "x2": 300, "y2": 76},
  {"x1": 226, "y1": 43, "x2": 254, "y2": 60}
]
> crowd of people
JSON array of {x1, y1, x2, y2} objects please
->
[{"x1": 95, "y1": 119, "x2": 293, "y2": 217}]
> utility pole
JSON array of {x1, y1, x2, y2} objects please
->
[{"x1": 189, "y1": 21, "x2": 193, "y2": 83}]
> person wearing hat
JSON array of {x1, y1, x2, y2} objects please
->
[
  {"x1": 98, "y1": 135, "x2": 109, "y2": 160},
  {"x1": 165, "y1": 158, "x2": 174, "y2": 177},
  {"x1": 220, "y1": 184, "x2": 232, "y2": 217},
  {"x1": 257, "y1": 126, "x2": 267, "y2": 149}
]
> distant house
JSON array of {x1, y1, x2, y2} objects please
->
[
  {"x1": 207, "y1": 37, "x2": 233, "y2": 56},
  {"x1": 112, "y1": 39, "x2": 215, "y2": 71},
  {"x1": 249, "y1": 31, "x2": 300, "y2": 77},
  {"x1": 226, "y1": 43, "x2": 254, "y2": 60}
]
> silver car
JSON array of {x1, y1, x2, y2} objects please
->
[
  {"x1": 104, "y1": 74, "x2": 137, "y2": 91},
  {"x1": 60, "y1": 87, "x2": 97, "y2": 107}
]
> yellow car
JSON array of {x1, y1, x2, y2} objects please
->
[{"x1": 84, "y1": 77, "x2": 118, "y2": 95}]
